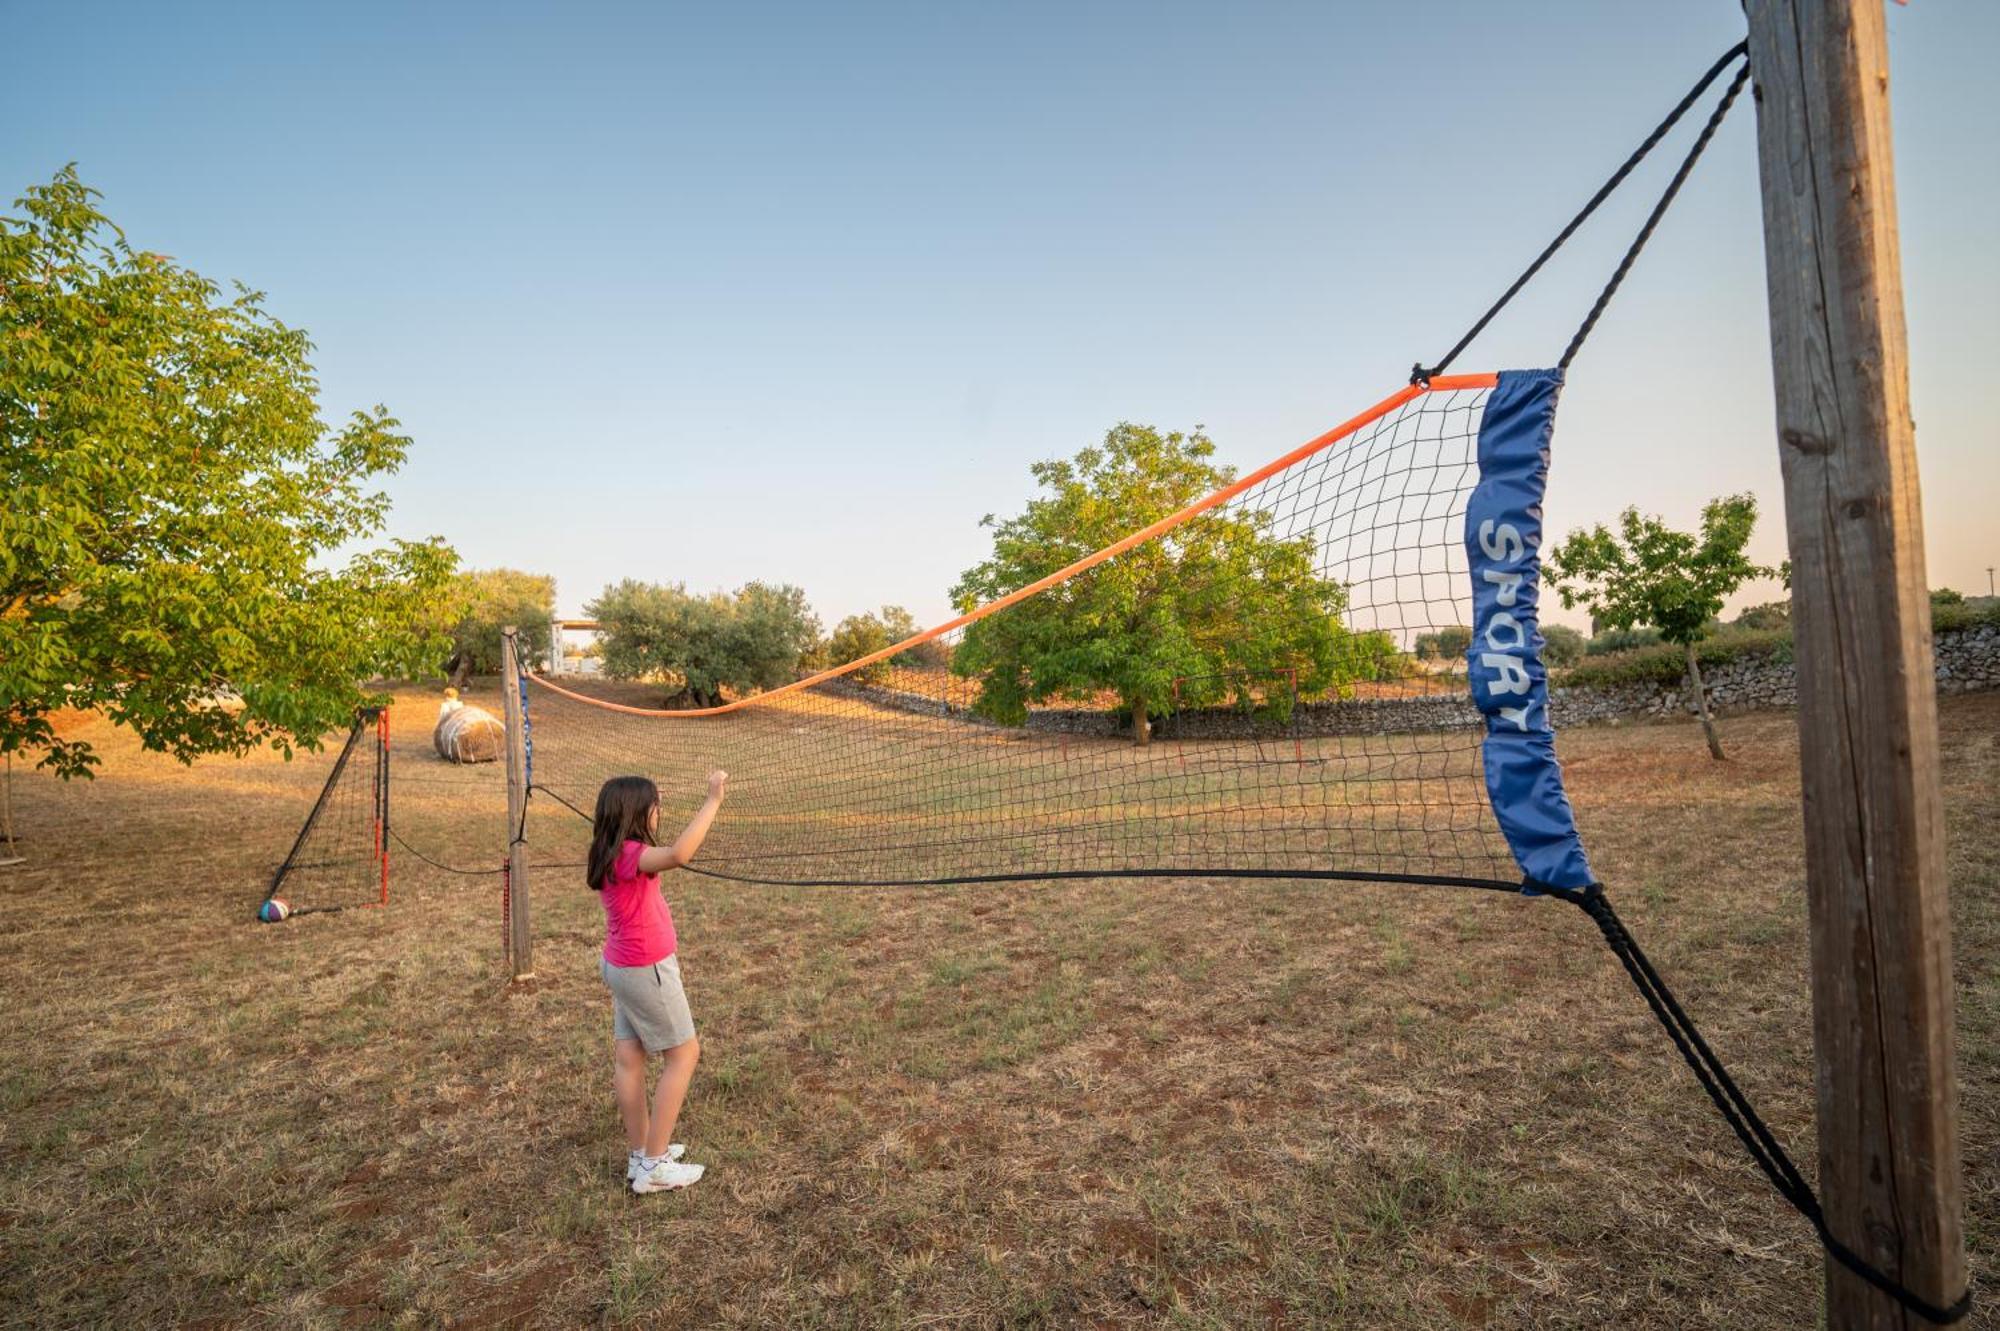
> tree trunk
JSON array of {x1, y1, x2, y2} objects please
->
[
  {"x1": 445, "y1": 652, "x2": 473, "y2": 691},
  {"x1": 1130, "y1": 699, "x2": 1151, "y2": 747},
  {"x1": 1684, "y1": 641, "x2": 1726, "y2": 761}
]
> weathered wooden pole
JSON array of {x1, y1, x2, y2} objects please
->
[
  {"x1": 0, "y1": 753, "x2": 22, "y2": 869},
  {"x1": 1743, "y1": 2, "x2": 1966, "y2": 1325},
  {"x1": 501, "y1": 626, "x2": 535, "y2": 980}
]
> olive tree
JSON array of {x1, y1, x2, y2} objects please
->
[
  {"x1": 589, "y1": 580, "x2": 820, "y2": 708},
  {"x1": 440, "y1": 568, "x2": 556, "y2": 686}
]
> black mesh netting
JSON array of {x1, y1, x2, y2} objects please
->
[
  {"x1": 519, "y1": 381, "x2": 1523, "y2": 893},
  {"x1": 264, "y1": 708, "x2": 388, "y2": 914}
]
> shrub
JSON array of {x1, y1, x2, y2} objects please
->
[
  {"x1": 1557, "y1": 596, "x2": 1990, "y2": 691},
  {"x1": 1413, "y1": 626, "x2": 1472, "y2": 661},
  {"x1": 827, "y1": 606, "x2": 941, "y2": 684},
  {"x1": 1540, "y1": 623, "x2": 1586, "y2": 668},
  {"x1": 1932, "y1": 598, "x2": 2000, "y2": 633},
  {"x1": 827, "y1": 612, "x2": 896, "y2": 685},
  {"x1": 1733, "y1": 600, "x2": 1791, "y2": 631},
  {"x1": 1584, "y1": 625, "x2": 1663, "y2": 656},
  {"x1": 1556, "y1": 628, "x2": 1793, "y2": 689},
  {"x1": 877, "y1": 606, "x2": 950, "y2": 669},
  {"x1": 1336, "y1": 630, "x2": 1418, "y2": 686}
]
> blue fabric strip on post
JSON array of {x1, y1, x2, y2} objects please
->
[
  {"x1": 1464, "y1": 369, "x2": 1594, "y2": 892},
  {"x1": 520, "y1": 671, "x2": 534, "y2": 787}
]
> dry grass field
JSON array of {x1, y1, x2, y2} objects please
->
[{"x1": 1, "y1": 689, "x2": 1994, "y2": 1328}]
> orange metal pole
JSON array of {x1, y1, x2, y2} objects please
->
[
  {"x1": 378, "y1": 710, "x2": 390, "y2": 906},
  {"x1": 527, "y1": 374, "x2": 1501, "y2": 718}
]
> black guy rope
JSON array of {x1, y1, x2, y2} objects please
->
[
  {"x1": 388, "y1": 827, "x2": 505, "y2": 877},
  {"x1": 1556, "y1": 59, "x2": 1750, "y2": 373},
  {"x1": 530, "y1": 782, "x2": 593, "y2": 822},
  {"x1": 1552, "y1": 885, "x2": 1972, "y2": 1325},
  {"x1": 1411, "y1": 38, "x2": 1748, "y2": 386},
  {"x1": 686, "y1": 863, "x2": 1521, "y2": 893}
]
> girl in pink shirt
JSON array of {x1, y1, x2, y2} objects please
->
[{"x1": 588, "y1": 771, "x2": 727, "y2": 1194}]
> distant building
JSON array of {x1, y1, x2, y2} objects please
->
[{"x1": 547, "y1": 618, "x2": 605, "y2": 676}]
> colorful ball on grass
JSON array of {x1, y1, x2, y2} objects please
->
[{"x1": 258, "y1": 898, "x2": 290, "y2": 923}]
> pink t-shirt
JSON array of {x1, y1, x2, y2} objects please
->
[{"x1": 600, "y1": 840, "x2": 678, "y2": 967}]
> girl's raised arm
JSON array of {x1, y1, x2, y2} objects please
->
[{"x1": 637, "y1": 771, "x2": 728, "y2": 873}]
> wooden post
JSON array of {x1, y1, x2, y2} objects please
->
[
  {"x1": 0, "y1": 753, "x2": 22, "y2": 869},
  {"x1": 501, "y1": 626, "x2": 535, "y2": 980},
  {"x1": 1744, "y1": 3, "x2": 1966, "y2": 1325}
]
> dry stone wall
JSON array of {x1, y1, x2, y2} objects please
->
[{"x1": 1548, "y1": 623, "x2": 1997, "y2": 727}]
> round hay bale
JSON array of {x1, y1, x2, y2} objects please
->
[{"x1": 434, "y1": 704, "x2": 505, "y2": 763}]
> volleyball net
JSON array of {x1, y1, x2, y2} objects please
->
[{"x1": 517, "y1": 371, "x2": 1590, "y2": 900}]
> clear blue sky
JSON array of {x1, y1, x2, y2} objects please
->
[{"x1": 6, "y1": 1, "x2": 1994, "y2": 626}]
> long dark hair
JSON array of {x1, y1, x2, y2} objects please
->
[{"x1": 587, "y1": 776, "x2": 659, "y2": 890}]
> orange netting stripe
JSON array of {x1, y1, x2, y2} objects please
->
[{"x1": 525, "y1": 373, "x2": 1500, "y2": 717}]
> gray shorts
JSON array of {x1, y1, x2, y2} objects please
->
[{"x1": 601, "y1": 952, "x2": 697, "y2": 1052}]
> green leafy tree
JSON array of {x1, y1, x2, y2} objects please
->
[
  {"x1": 440, "y1": 568, "x2": 555, "y2": 686},
  {"x1": 1413, "y1": 625, "x2": 1473, "y2": 662},
  {"x1": 826, "y1": 605, "x2": 941, "y2": 684},
  {"x1": 827, "y1": 611, "x2": 896, "y2": 685},
  {"x1": 882, "y1": 606, "x2": 950, "y2": 670},
  {"x1": 1540, "y1": 623, "x2": 1587, "y2": 669},
  {"x1": 589, "y1": 580, "x2": 820, "y2": 707},
  {"x1": 1733, "y1": 600, "x2": 1791, "y2": 632},
  {"x1": 949, "y1": 423, "x2": 1358, "y2": 745},
  {"x1": 1344, "y1": 629, "x2": 1414, "y2": 682},
  {"x1": 1544, "y1": 494, "x2": 1779, "y2": 760},
  {"x1": 1585, "y1": 624, "x2": 1663, "y2": 656},
  {"x1": 2, "y1": 169, "x2": 456, "y2": 780}
]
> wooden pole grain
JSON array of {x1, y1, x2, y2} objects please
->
[
  {"x1": 501, "y1": 626, "x2": 535, "y2": 980},
  {"x1": 1744, "y1": 2, "x2": 1967, "y2": 1324}
]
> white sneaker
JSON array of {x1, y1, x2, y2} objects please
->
[
  {"x1": 631, "y1": 1157, "x2": 705, "y2": 1194},
  {"x1": 625, "y1": 1144, "x2": 686, "y2": 1182}
]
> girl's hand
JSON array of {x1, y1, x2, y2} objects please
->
[{"x1": 706, "y1": 770, "x2": 729, "y2": 800}]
